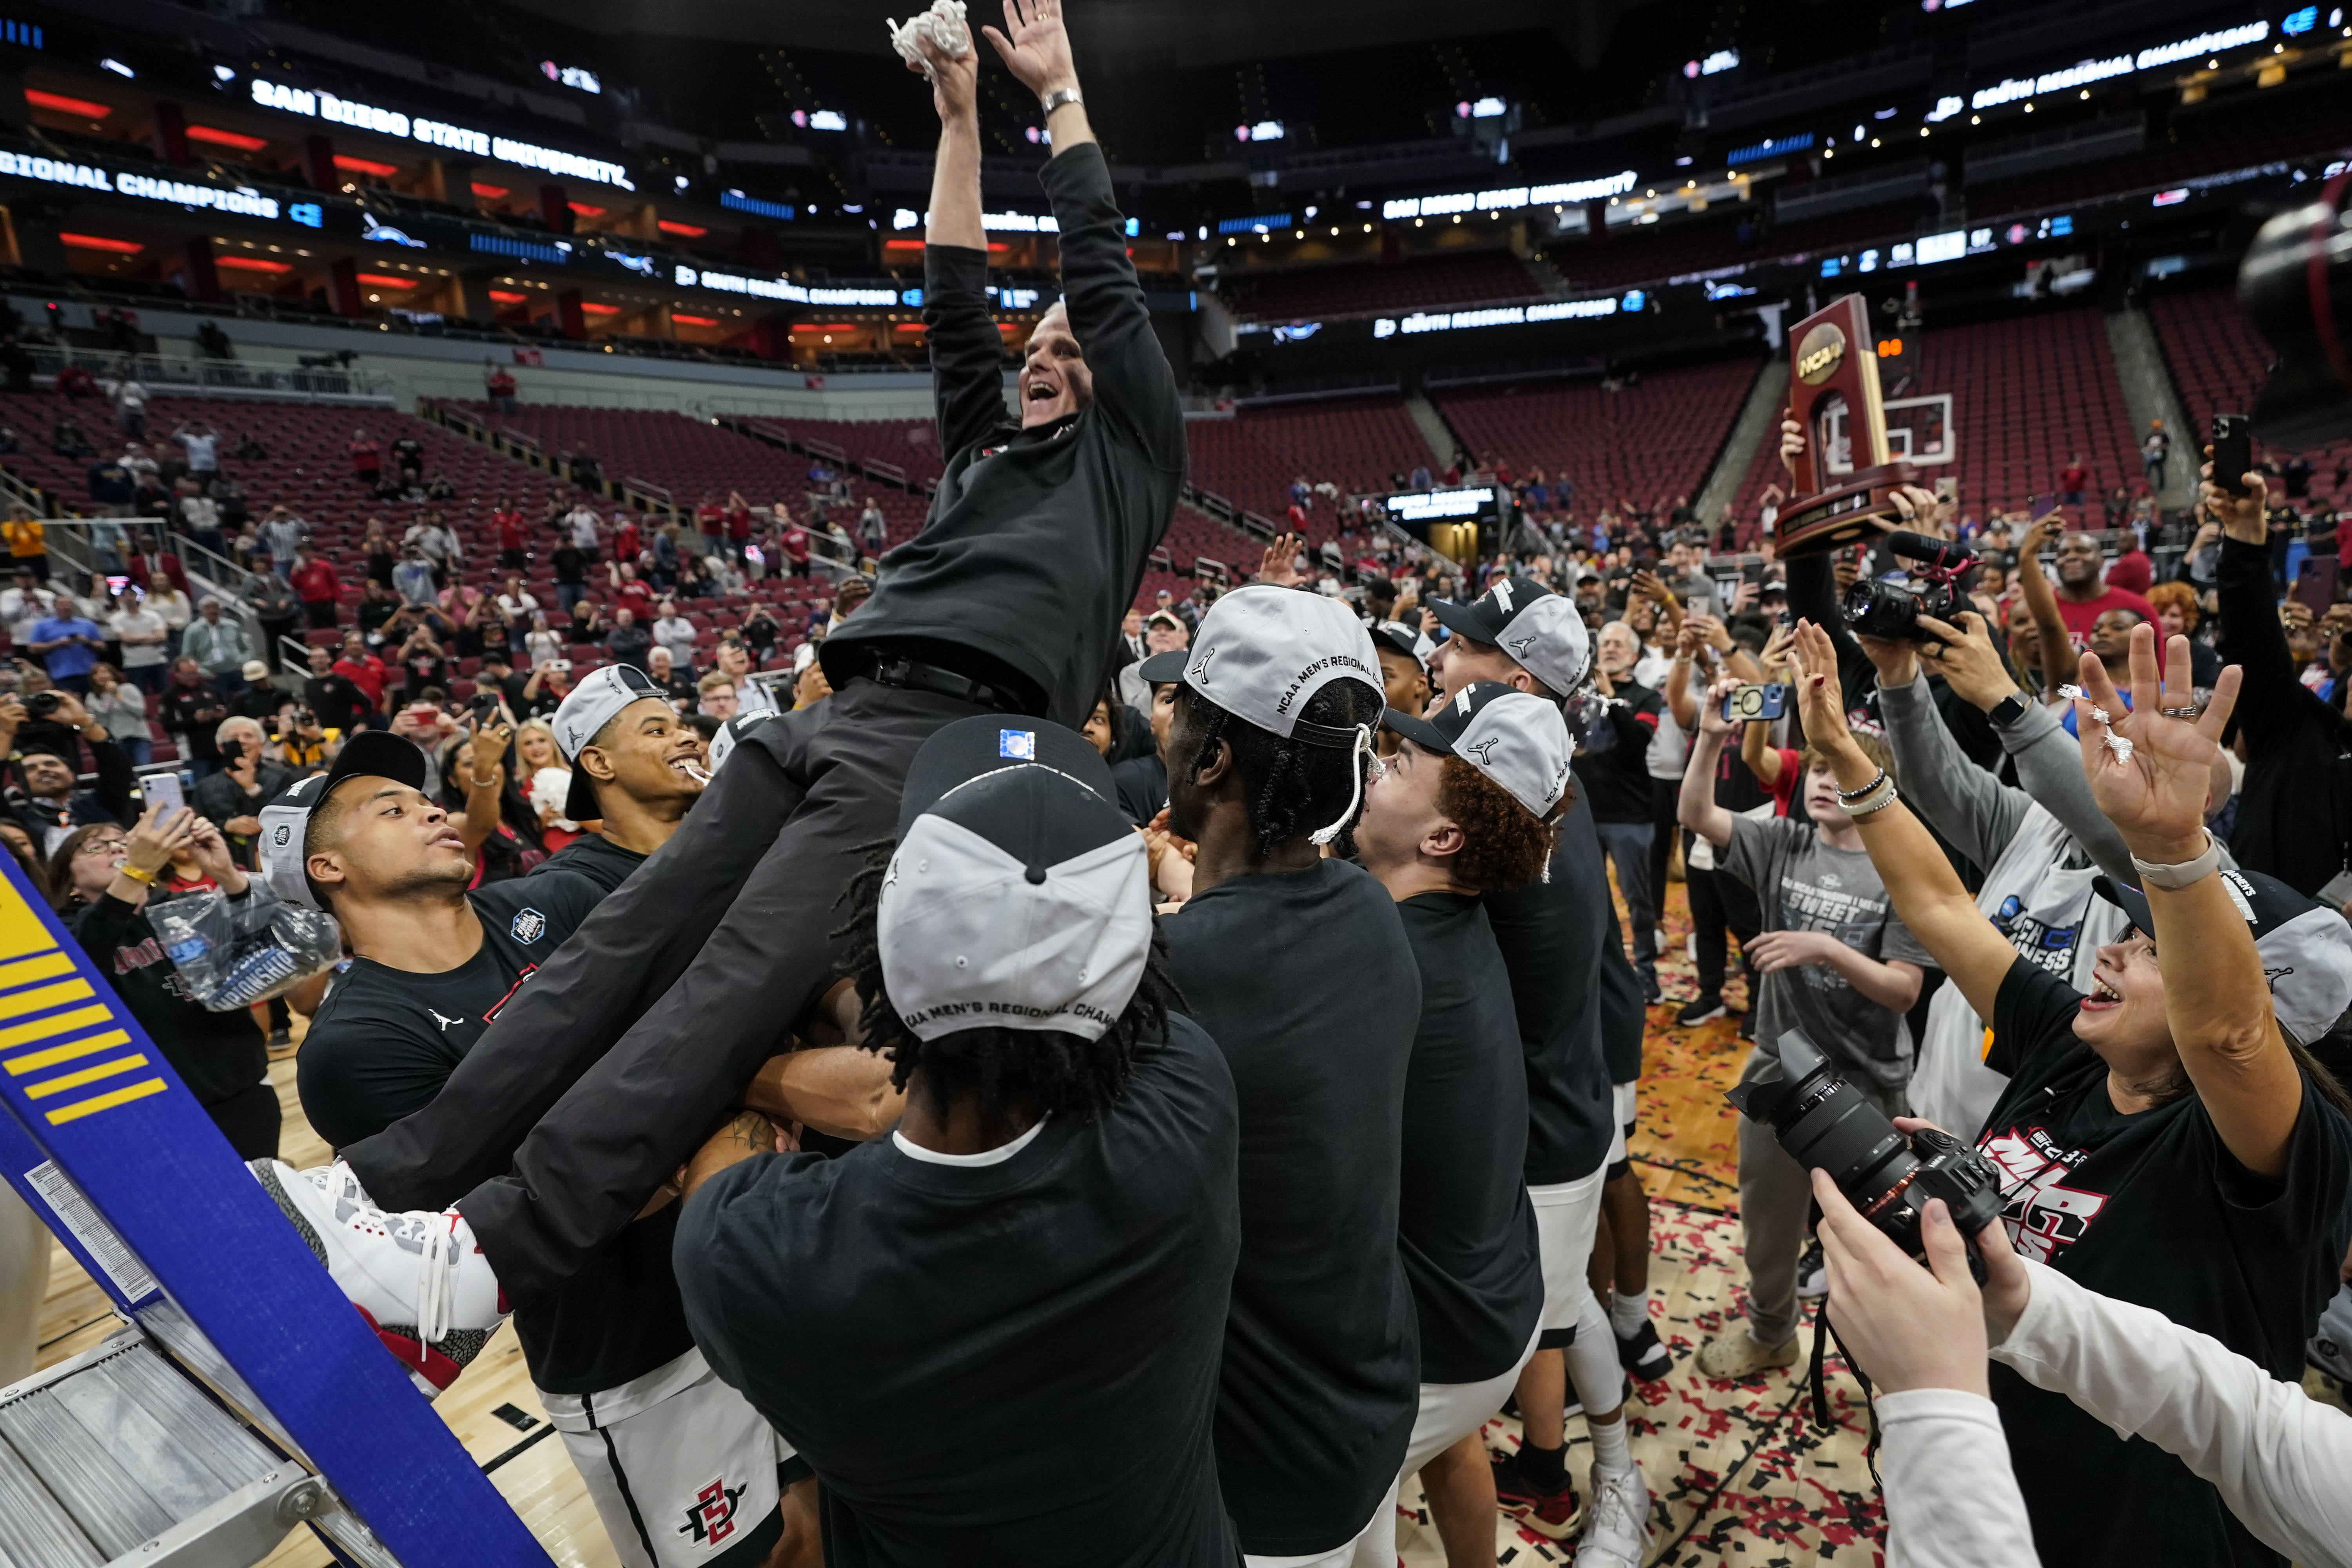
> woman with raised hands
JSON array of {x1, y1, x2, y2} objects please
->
[{"x1": 1781, "y1": 616, "x2": 2352, "y2": 1568}]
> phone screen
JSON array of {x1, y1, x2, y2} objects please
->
[{"x1": 2028, "y1": 495, "x2": 2060, "y2": 522}]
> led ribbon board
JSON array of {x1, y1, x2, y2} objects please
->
[{"x1": 250, "y1": 78, "x2": 634, "y2": 191}]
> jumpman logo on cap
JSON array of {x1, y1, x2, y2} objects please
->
[
  {"x1": 1190, "y1": 646, "x2": 1215, "y2": 683},
  {"x1": 1466, "y1": 736, "x2": 1502, "y2": 766}
]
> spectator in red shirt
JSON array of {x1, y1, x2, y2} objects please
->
[
  {"x1": 125, "y1": 540, "x2": 189, "y2": 597},
  {"x1": 607, "y1": 560, "x2": 655, "y2": 618},
  {"x1": 332, "y1": 630, "x2": 388, "y2": 712},
  {"x1": 723, "y1": 490, "x2": 753, "y2": 559},
  {"x1": 2048, "y1": 529, "x2": 2158, "y2": 646},
  {"x1": 693, "y1": 492, "x2": 725, "y2": 555},
  {"x1": 2057, "y1": 454, "x2": 2090, "y2": 505},
  {"x1": 780, "y1": 520, "x2": 810, "y2": 578},
  {"x1": 612, "y1": 513, "x2": 642, "y2": 567},
  {"x1": 492, "y1": 497, "x2": 527, "y2": 568},
  {"x1": 348, "y1": 428, "x2": 382, "y2": 487},
  {"x1": 289, "y1": 544, "x2": 341, "y2": 629}
]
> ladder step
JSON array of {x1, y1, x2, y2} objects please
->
[
  {"x1": 0, "y1": 1428, "x2": 105, "y2": 1568},
  {"x1": 0, "y1": 1337, "x2": 282, "y2": 1561}
]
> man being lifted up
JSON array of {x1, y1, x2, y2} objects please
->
[{"x1": 261, "y1": 0, "x2": 1189, "y2": 1365}]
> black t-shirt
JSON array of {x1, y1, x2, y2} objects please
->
[
  {"x1": 161, "y1": 681, "x2": 227, "y2": 764},
  {"x1": 1162, "y1": 857, "x2": 1419, "y2": 1555},
  {"x1": 296, "y1": 877, "x2": 690, "y2": 1394},
  {"x1": 1980, "y1": 958, "x2": 2352, "y2": 1568},
  {"x1": 676, "y1": 1016, "x2": 1240, "y2": 1568},
  {"x1": 1571, "y1": 681, "x2": 1664, "y2": 824},
  {"x1": 1395, "y1": 892, "x2": 1543, "y2": 1383},
  {"x1": 552, "y1": 545, "x2": 586, "y2": 587},
  {"x1": 303, "y1": 673, "x2": 371, "y2": 735},
  {"x1": 72, "y1": 889, "x2": 266, "y2": 1105},
  {"x1": 1484, "y1": 792, "x2": 1617, "y2": 1183},
  {"x1": 821, "y1": 145, "x2": 1184, "y2": 731},
  {"x1": 1109, "y1": 751, "x2": 1166, "y2": 828},
  {"x1": 530, "y1": 833, "x2": 645, "y2": 898}
]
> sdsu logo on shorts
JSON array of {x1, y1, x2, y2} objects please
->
[
  {"x1": 679, "y1": 1477, "x2": 746, "y2": 1548},
  {"x1": 511, "y1": 908, "x2": 547, "y2": 944}
]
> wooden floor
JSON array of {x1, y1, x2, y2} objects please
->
[{"x1": 27, "y1": 880, "x2": 2351, "y2": 1568}]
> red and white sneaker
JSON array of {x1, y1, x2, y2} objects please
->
[{"x1": 249, "y1": 1159, "x2": 509, "y2": 1396}]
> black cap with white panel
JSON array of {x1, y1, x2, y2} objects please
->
[
  {"x1": 1428, "y1": 575, "x2": 1592, "y2": 695},
  {"x1": 1382, "y1": 680, "x2": 1575, "y2": 821}
]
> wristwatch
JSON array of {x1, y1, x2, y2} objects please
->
[
  {"x1": 1038, "y1": 86, "x2": 1084, "y2": 116},
  {"x1": 1987, "y1": 692, "x2": 2030, "y2": 728}
]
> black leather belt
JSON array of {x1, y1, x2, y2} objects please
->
[{"x1": 860, "y1": 653, "x2": 1017, "y2": 713}]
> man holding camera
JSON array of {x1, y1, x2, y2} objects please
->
[{"x1": 1679, "y1": 669, "x2": 1929, "y2": 1378}]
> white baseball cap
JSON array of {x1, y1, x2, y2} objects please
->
[
  {"x1": 878, "y1": 715, "x2": 1150, "y2": 1043},
  {"x1": 1383, "y1": 680, "x2": 1574, "y2": 821},
  {"x1": 552, "y1": 664, "x2": 664, "y2": 820},
  {"x1": 1156, "y1": 583, "x2": 1384, "y2": 746}
]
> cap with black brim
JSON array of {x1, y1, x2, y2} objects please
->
[
  {"x1": 256, "y1": 731, "x2": 430, "y2": 908},
  {"x1": 1428, "y1": 575, "x2": 1592, "y2": 696},
  {"x1": 1135, "y1": 649, "x2": 1189, "y2": 687},
  {"x1": 881, "y1": 715, "x2": 1149, "y2": 1043},
  {"x1": 2094, "y1": 866, "x2": 2352, "y2": 1045},
  {"x1": 1379, "y1": 680, "x2": 1575, "y2": 820}
]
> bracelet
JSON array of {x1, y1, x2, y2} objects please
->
[
  {"x1": 2129, "y1": 829, "x2": 2221, "y2": 891},
  {"x1": 117, "y1": 864, "x2": 158, "y2": 885},
  {"x1": 1039, "y1": 86, "x2": 1084, "y2": 115},
  {"x1": 1834, "y1": 767, "x2": 1887, "y2": 802},
  {"x1": 1838, "y1": 775, "x2": 1898, "y2": 816}
]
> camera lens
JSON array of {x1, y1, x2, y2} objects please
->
[
  {"x1": 1841, "y1": 579, "x2": 1920, "y2": 641},
  {"x1": 27, "y1": 691, "x2": 59, "y2": 718},
  {"x1": 1727, "y1": 1031, "x2": 1936, "y2": 1254}
]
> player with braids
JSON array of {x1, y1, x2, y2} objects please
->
[
  {"x1": 1171, "y1": 676, "x2": 1387, "y2": 859},
  {"x1": 826, "y1": 840, "x2": 1181, "y2": 1124}
]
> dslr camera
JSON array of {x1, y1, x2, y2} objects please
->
[
  {"x1": 1726, "y1": 1030, "x2": 2004, "y2": 1261},
  {"x1": 1840, "y1": 530, "x2": 1978, "y2": 643}
]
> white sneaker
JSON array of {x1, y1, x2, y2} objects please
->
[
  {"x1": 1573, "y1": 1465, "x2": 1651, "y2": 1568},
  {"x1": 249, "y1": 1159, "x2": 508, "y2": 1396}
]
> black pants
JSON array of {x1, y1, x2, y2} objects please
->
[
  {"x1": 259, "y1": 615, "x2": 301, "y2": 671},
  {"x1": 1644, "y1": 777, "x2": 1678, "y2": 931},
  {"x1": 343, "y1": 677, "x2": 992, "y2": 1306},
  {"x1": 303, "y1": 600, "x2": 338, "y2": 629},
  {"x1": 1686, "y1": 854, "x2": 1762, "y2": 1003},
  {"x1": 206, "y1": 1080, "x2": 280, "y2": 1161}
]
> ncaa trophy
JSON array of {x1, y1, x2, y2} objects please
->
[{"x1": 1773, "y1": 292, "x2": 1919, "y2": 557}]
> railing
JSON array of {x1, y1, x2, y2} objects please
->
[
  {"x1": 25, "y1": 343, "x2": 397, "y2": 403},
  {"x1": 41, "y1": 519, "x2": 270, "y2": 659}
]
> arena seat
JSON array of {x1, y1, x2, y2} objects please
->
[{"x1": 1183, "y1": 397, "x2": 1436, "y2": 544}]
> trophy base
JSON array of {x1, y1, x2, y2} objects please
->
[{"x1": 1775, "y1": 463, "x2": 1921, "y2": 558}]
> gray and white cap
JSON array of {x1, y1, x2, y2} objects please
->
[
  {"x1": 1430, "y1": 575, "x2": 1592, "y2": 695},
  {"x1": 2094, "y1": 866, "x2": 2352, "y2": 1046},
  {"x1": 1383, "y1": 680, "x2": 1574, "y2": 820},
  {"x1": 1138, "y1": 583, "x2": 1386, "y2": 844},
  {"x1": 879, "y1": 715, "x2": 1152, "y2": 1043},
  {"x1": 551, "y1": 664, "x2": 664, "y2": 821}
]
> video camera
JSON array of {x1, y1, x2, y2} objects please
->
[
  {"x1": 1727, "y1": 1030, "x2": 2004, "y2": 1265},
  {"x1": 1840, "y1": 530, "x2": 1977, "y2": 643}
]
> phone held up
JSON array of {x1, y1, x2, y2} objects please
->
[
  {"x1": 1720, "y1": 682, "x2": 1789, "y2": 724},
  {"x1": 2211, "y1": 412, "x2": 2254, "y2": 498}
]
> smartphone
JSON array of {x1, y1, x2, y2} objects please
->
[
  {"x1": 1721, "y1": 682, "x2": 1789, "y2": 723},
  {"x1": 2028, "y1": 494, "x2": 2060, "y2": 523},
  {"x1": 1687, "y1": 593, "x2": 1714, "y2": 619},
  {"x1": 142, "y1": 772, "x2": 185, "y2": 817},
  {"x1": 2212, "y1": 412, "x2": 2254, "y2": 497},
  {"x1": 1934, "y1": 476, "x2": 1958, "y2": 503},
  {"x1": 2295, "y1": 555, "x2": 2340, "y2": 617}
]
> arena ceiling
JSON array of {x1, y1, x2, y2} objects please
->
[{"x1": 495, "y1": 0, "x2": 1639, "y2": 72}]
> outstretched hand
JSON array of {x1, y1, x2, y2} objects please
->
[
  {"x1": 1788, "y1": 619, "x2": 1855, "y2": 755},
  {"x1": 906, "y1": 25, "x2": 980, "y2": 123},
  {"x1": 982, "y1": 0, "x2": 1077, "y2": 96},
  {"x1": 1256, "y1": 531, "x2": 1307, "y2": 588},
  {"x1": 2067, "y1": 623, "x2": 2242, "y2": 864}
]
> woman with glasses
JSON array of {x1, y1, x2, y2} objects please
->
[{"x1": 47, "y1": 804, "x2": 277, "y2": 1158}]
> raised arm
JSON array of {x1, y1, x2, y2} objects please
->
[
  {"x1": 2209, "y1": 466, "x2": 2317, "y2": 760},
  {"x1": 2011, "y1": 517, "x2": 2074, "y2": 706},
  {"x1": 908, "y1": 33, "x2": 1007, "y2": 460},
  {"x1": 1920, "y1": 612, "x2": 2139, "y2": 883},
  {"x1": 989, "y1": 3, "x2": 1182, "y2": 467},
  {"x1": 1677, "y1": 676, "x2": 1740, "y2": 847},
  {"x1": 1789, "y1": 619, "x2": 2022, "y2": 1022},
  {"x1": 1874, "y1": 656, "x2": 2023, "y2": 876},
  {"x1": 2070, "y1": 629, "x2": 2301, "y2": 1177}
]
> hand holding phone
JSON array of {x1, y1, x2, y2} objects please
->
[
  {"x1": 141, "y1": 772, "x2": 185, "y2": 817},
  {"x1": 2211, "y1": 413, "x2": 2254, "y2": 497}
]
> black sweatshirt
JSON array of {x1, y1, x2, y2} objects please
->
[
  {"x1": 2216, "y1": 534, "x2": 2352, "y2": 897},
  {"x1": 73, "y1": 889, "x2": 266, "y2": 1105},
  {"x1": 822, "y1": 143, "x2": 1185, "y2": 730},
  {"x1": 1786, "y1": 552, "x2": 2002, "y2": 768}
]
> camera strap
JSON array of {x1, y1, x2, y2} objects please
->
[{"x1": 1807, "y1": 1308, "x2": 1885, "y2": 1494}]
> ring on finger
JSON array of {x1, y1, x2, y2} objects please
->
[{"x1": 2161, "y1": 705, "x2": 2198, "y2": 718}]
